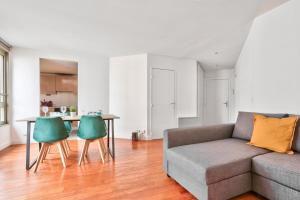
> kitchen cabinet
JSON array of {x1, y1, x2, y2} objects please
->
[
  {"x1": 40, "y1": 74, "x2": 56, "y2": 94},
  {"x1": 73, "y1": 76, "x2": 78, "y2": 94},
  {"x1": 40, "y1": 73, "x2": 77, "y2": 94},
  {"x1": 55, "y1": 75, "x2": 77, "y2": 93}
]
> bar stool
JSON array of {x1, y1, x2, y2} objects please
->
[
  {"x1": 33, "y1": 117, "x2": 69, "y2": 172},
  {"x1": 77, "y1": 115, "x2": 108, "y2": 165}
]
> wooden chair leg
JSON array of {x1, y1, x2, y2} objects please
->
[
  {"x1": 99, "y1": 138, "x2": 107, "y2": 160},
  {"x1": 83, "y1": 140, "x2": 90, "y2": 160},
  {"x1": 65, "y1": 139, "x2": 71, "y2": 151},
  {"x1": 78, "y1": 140, "x2": 88, "y2": 166},
  {"x1": 41, "y1": 144, "x2": 50, "y2": 163},
  {"x1": 62, "y1": 140, "x2": 69, "y2": 155},
  {"x1": 85, "y1": 141, "x2": 90, "y2": 157},
  {"x1": 60, "y1": 141, "x2": 68, "y2": 159},
  {"x1": 34, "y1": 144, "x2": 46, "y2": 173},
  {"x1": 57, "y1": 142, "x2": 66, "y2": 168},
  {"x1": 47, "y1": 145, "x2": 51, "y2": 154},
  {"x1": 100, "y1": 139, "x2": 107, "y2": 154},
  {"x1": 97, "y1": 139, "x2": 105, "y2": 164}
]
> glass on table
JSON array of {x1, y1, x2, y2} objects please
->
[
  {"x1": 41, "y1": 106, "x2": 49, "y2": 116},
  {"x1": 60, "y1": 106, "x2": 67, "y2": 116}
]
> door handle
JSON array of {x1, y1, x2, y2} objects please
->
[
  {"x1": 170, "y1": 102, "x2": 175, "y2": 105},
  {"x1": 223, "y1": 101, "x2": 228, "y2": 107}
]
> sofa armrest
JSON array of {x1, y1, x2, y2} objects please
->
[{"x1": 163, "y1": 123, "x2": 235, "y2": 149}]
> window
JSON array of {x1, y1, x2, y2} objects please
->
[{"x1": 0, "y1": 48, "x2": 8, "y2": 125}]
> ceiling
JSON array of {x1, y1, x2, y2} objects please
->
[{"x1": 0, "y1": 0, "x2": 289, "y2": 70}]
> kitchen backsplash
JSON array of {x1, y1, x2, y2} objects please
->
[{"x1": 41, "y1": 92, "x2": 77, "y2": 107}]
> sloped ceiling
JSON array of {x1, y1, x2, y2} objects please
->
[{"x1": 0, "y1": 0, "x2": 289, "y2": 70}]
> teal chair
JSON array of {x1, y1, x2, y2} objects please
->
[
  {"x1": 77, "y1": 115, "x2": 108, "y2": 165},
  {"x1": 64, "y1": 121, "x2": 72, "y2": 133},
  {"x1": 33, "y1": 117, "x2": 69, "y2": 172}
]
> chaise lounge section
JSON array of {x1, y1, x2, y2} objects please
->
[{"x1": 163, "y1": 112, "x2": 300, "y2": 200}]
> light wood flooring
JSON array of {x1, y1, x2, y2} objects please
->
[{"x1": 0, "y1": 139, "x2": 264, "y2": 200}]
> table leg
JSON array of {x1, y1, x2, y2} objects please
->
[
  {"x1": 107, "y1": 119, "x2": 110, "y2": 149},
  {"x1": 25, "y1": 122, "x2": 39, "y2": 170},
  {"x1": 112, "y1": 119, "x2": 115, "y2": 159},
  {"x1": 26, "y1": 122, "x2": 33, "y2": 170}
]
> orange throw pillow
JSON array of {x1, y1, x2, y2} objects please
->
[{"x1": 249, "y1": 114, "x2": 298, "y2": 154}]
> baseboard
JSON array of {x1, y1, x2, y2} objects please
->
[{"x1": 0, "y1": 141, "x2": 11, "y2": 151}]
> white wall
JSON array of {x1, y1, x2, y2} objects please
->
[
  {"x1": 109, "y1": 54, "x2": 148, "y2": 139},
  {"x1": 11, "y1": 47, "x2": 109, "y2": 144},
  {"x1": 235, "y1": 0, "x2": 300, "y2": 116},
  {"x1": 109, "y1": 53, "x2": 200, "y2": 138},
  {"x1": 178, "y1": 63, "x2": 204, "y2": 127}
]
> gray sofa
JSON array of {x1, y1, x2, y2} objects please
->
[{"x1": 163, "y1": 111, "x2": 300, "y2": 200}]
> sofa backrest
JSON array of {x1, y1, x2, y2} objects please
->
[
  {"x1": 232, "y1": 111, "x2": 288, "y2": 141},
  {"x1": 290, "y1": 115, "x2": 300, "y2": 152}
]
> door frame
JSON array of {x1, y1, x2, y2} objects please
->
[
  {"x1": 203, "y1": 78, "x2": 230, "y2": 125},
  {"x1": 149, "y1": 67, "x2": 177, "y2": 139}
]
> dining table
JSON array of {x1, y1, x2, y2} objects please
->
[{"x1": 17, "y1": 114, "x2": 120, "y2": 170}]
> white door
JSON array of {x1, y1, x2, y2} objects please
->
[
  {"x1": 151, "y1": 69, "x2": 176, "y2": 139},
  {"x1": 204, "y1": 79, "x2": 229, "y2": 125}
]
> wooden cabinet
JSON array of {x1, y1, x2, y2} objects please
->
[
  {"x1": 40, "y1": 74, "x2": 56, "y2": 94},
  {"x1": 73, "y1": 76, "x2": 78, "y2": 94},
  {"x1": 55, "y1": 75, "x2": 77, "y2": 93},
  {"x1": 40, "y1": 73, "x2": 77, "y2": 94}
]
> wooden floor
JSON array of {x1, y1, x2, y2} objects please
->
[{"x1": 0, "y1": 139, "x2": 264, "y2": 200}]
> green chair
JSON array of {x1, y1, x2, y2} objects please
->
[
  {"x1": 77, "y1": 115, "x2": 108, "y2": 165},
  {"x1": 64, "y1": 121, "x2": 73, "y2": 134},
  {"x1": 33, "y1": 117, "x2": 69, "y2": 172}
]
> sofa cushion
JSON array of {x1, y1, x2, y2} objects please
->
[
  {"x1": 252, "y1": 152, "x2": 300, "y2": 191},
  {"x1": 232, "y1": 111, "x2": 288, "y2": 140},
  {"x1": 290, "y1": 115, "x2": 300, "y2": 152},
  {"x1": 249, "y1": 115, "x2": 298, "y2": 154},
  {"x1": 166, "y1": 138, "x2": 269, "y2": 185}
]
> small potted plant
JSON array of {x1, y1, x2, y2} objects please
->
[{"x1": 70, "y1": 106, "x2": 77, "y2": 117}]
